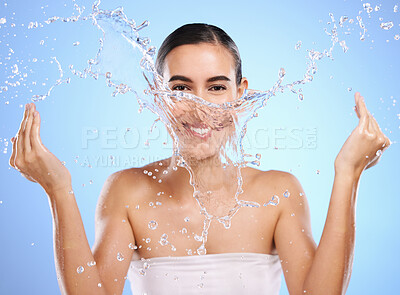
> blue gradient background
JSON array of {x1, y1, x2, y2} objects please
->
[{"x1": 0, "y1": 0, "x2": 399, "y2": 294}]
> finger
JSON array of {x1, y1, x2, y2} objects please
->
[
  {"x1": 367, "y1": 112, "x2": 376, "y2": 135},
  {"x1": 369, "y1": 114, "x2": 390, "y2": 151},
  {"x1": 368, "y1": 114, "x2": 391, "y2": 163},
  {"x1": 17, "y1": 103, "x2": 30, "y2": 142},
  {"x1": 355, "y1": 93, "x2": 367, "y2": 120},
  {"x1": 353, "y1": 92, "x2": 361, "y2": 119},
  {"x1": 9, "y1": 137, "x2": 17, "y2": 168},
  {"x1": 382, "y1": 136, "x2": 392, "y2": 151},
  {"x1": 15, "y1": 103, "x2": 30, "y2": 162},
  {"x1": 30, "y1": 110, "x2": 43, "y2": 150},
  {"x1": 24, "y1": 103, "x2": 36, "y2": 152},
  {"x1": 354, "y1": 105, "x2": 360, "y2": 119},
  {"x1": 368, "y1": 112, "x2": 382, "y2": 134},
  {"x1": 356, "y1": 95, "x2": 369, "y2": 130}
]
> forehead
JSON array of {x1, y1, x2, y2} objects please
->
[{"x1": 163, "y1": 43, "x2": 235, "y2": 78}]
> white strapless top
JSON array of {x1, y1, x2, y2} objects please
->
[{"x1": 127, "y1": 252, "x2": 282, "y2": 295}]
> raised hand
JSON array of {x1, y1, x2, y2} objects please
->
[
  {"x1": 9, "y1": 103, "x2": 72, "y2": 194},
  {"x1": 334, "y1": 92, "x2": 391, "y2": 177}
]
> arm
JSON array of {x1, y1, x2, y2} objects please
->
[
  {"x1": 47, "y1": 170, "x2": 137, "y2": 295},
  {"x1": 48, "y1": 187, "x2": 109, "y2": 295},
  {"x1": 274, "y1": 92, "x2": 390, "y2": 295},
  {"x1": 302, "y1": 171, "x2": 359, "y2": 293},
  {"x1": 9, "y1": 103, "x2": 137, "y2": 295}
]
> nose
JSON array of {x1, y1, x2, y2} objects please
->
[
  {"x1": 193, "y1": 90, "x2": 221, "y2": 104},
  {"x1": 192, "y1": 89, "x2": 206, "y2": 101}
]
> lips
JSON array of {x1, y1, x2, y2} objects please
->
[{"x1": 184, "y1": 122, "x2": 212, "y2": 139}]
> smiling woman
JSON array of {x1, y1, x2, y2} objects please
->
[{"x1": 9, "y1": 22, "x2": 391, "y2": 295}]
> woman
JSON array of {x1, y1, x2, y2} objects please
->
[{"x1": 9, "y1": 23, "x2": 390, "y2": 295}]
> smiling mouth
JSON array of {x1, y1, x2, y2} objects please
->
[{"x1": 183, "y1": 123, "x2": 212, "y2": 139}]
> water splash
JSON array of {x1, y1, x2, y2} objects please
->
[{"x1": 1, "y1": 0, "x2": 398, "y2": 256}]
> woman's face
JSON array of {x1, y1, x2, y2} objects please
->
[
  {"x1": 163, "y1": 43, "x2": 247, "y2": 103},
  {"x1": 162, "y1": 43, "x2": 248, "y2": 161}
]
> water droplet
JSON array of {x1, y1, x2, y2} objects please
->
[
  {"x1": 295, "y1": 41, "x2": 302, "y2": 50},
  {"x1": 159, "y1": 233, "x2": 169, "y2": 246},
  {"x1": 376, "y1": 150, "x2": 382, "y2": 156},
  {"x1": 68, "y1": 190, "x2": 74, "y2": 195},
  {"x1": 12, "y1": 64, "x2": 18, "y2": 74},
  {"x1": 291, "y1": 213, "x2": 295, "y2": 217},
  {"x1": 117, "y1": 252, "x2": 124, "y2": 261},
  {"x1": 339, "y1": 16, "x2": 348, "y2": 26},
  {"x1": 148, "y1": 220, "x2": 158, "y2": 230},
  {"x1": 0, "y1": 18, "x2": 6, "y2": 25},
  {"x1": 184, "y1": 216, "x2": 190, "y2": 222},
  {"x1": 145, "y1": 238, "x2": 151, "y2": 243},
  {"x1": 77, "y1": 266, "x2": 84, "y2": 274},
  {"x1": 380, "y1": 22, "x2": 394, "y2": 30},
  {"x1": 298, "y1": 93, "x2": 304, "y2": 101},
  {"x1": 105, "y1": 72, "x2": 112, "y2": 79},
  {"x1": 316, "y1": 170, "x2": 320, "y2": 175},
  {"x1": 139, "y1": 269, "x2": 146, "y2": 275},
  {"x1": 394, "y1": 35, "x2": 400, "y2": 41},
  {"x1": 264, "y1": 195, "x2": 280, "y2": 206},
  {"x1": 283, "y1": 190, "x2": 290, "y2": 198},
  {"x1": 73, "y1": 41, "x2": 80, "y2": 46},
  {"x1": 197, "y1": 244, "x2": 207, "y2": 255},
  {"x1": 129, "y1": 243, "x2": 137, "y2": 250},
  {"x1": 87, "y1": 260, "x2": 96, "y2": 267},
  {"x1": 98, "y1": 283, "x2": 102, "y2": 287},
  {"x1": 394, "y1": 5, "x2": 399, "y2": 13}
]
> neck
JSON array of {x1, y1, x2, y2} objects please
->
[{"x1": 166, "y1": 153, "x2": 238, "y2": 194}]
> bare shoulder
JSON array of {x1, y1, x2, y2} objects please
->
[
  {"x1": 245, "y1": 168, "x2": 304, "y2": 193},
  {"x1": 96, "y1": 166, "x2": 152, "y2": 212},
  {"x1": 243, "y1": 168, "x2": 307, "y2": 211}
]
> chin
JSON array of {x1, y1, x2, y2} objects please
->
[{"x1": 179, "y1": 142, "x2": 221, "y2": 162}]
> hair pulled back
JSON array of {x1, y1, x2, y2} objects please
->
[{"x1": 155, "y1": 23, "x2": 242, "y2": 85}]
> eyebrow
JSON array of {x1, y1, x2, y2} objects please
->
[{"x1": 168, "y1": 75, "x2": 231, "y2": 83}]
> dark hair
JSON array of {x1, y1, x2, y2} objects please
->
[{"x1": 155, "y1": 23, "x2": 242, "y2": 85}]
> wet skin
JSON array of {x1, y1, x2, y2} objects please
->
[{"x1": 9, "y1": 42, "x2": 391, "y2": 295}]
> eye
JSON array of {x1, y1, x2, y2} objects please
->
[
  {"x1": 209, "y1": 85, "x2": 227, "y2": 91},
  {"x1": 172, "y1": 85, "x2": 190, "y2": 91}
]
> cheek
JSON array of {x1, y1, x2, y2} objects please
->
[{"x1": 230, "y1": 87, "x2": 240, "y2": 101}]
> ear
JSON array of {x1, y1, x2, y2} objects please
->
[{"x1": 237, "y1": 77, "x2": 249, "y2": 99}]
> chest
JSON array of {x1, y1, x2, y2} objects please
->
[{"x1": 129, "y1": 188, "x2": 279, "y2": 259}]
